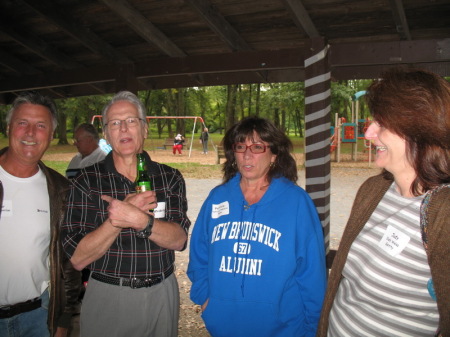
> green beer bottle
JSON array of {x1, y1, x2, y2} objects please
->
[{"x1": 135, "y1": 153, "x2": 152, "y2": 193}]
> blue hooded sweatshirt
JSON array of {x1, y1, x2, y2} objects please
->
[{"x1": 187, "y1": 174, "x2": 327, "y2": 337}]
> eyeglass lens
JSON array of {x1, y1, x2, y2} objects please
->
[
  {"x1": 106, "y1": 117, "x2": 141, "y2": 129},
  {"x1": 233, "y1": 144, "x2": 266, "y2": 153}
]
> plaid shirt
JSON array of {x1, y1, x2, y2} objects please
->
[{"x1": 61, "y1": 151, "x2": 190, "y2": 278}]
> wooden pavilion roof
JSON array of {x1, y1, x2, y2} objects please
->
[{"x1": 0, "y1": 0, "x2": 449, "y2": 103}]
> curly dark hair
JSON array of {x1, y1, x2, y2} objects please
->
[
  {"x1": 366, "y1": 67, "x2": 450, "y2": 195},
  {"x1": 222, "y1": 116, "x2": 298, "y2": 184}
]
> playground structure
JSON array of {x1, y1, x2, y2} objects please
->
[
  {"x1": 90, "y1": 115, "x2": 215, "y2": 158},
  {"x1": 330, "y1": 91, "x2": 374, "y2": 166}
]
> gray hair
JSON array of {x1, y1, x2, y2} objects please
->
[
  {"x1": 102, "y1": 91, "x2": 147, "y2": 125},
  {"x1": 7, "y1": 91, "x2": 58, "y2": 132},
  {"x1": 74, "y1": 123, "x2": 100, "y2": 141}
]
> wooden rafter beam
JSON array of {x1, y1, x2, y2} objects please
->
[
  {"x1": 388, "y1": 0, "x2": 411, "y2": 41},
  {"x1": 0, "y1": 48, "x2": 305, "y2": 94},
  {"x1": 281, "y1": 0, "x2": 319, "y2": 38},
  {"x1": 329, "y1": 39, "x2": 450, "y2": 66},
  {"x1": 186, "y1": 0, "x2": 270, "y2": 81},
  {"x1": 0, "y1": 18, "x2": 106, "y2": 94},
  {"x1": 99, "y1": 0, "x2": 186, "y2": 57},
  {"x1": 135, "y1": 49, "x2": 305, "y2": 78},
  {"x1": 0, "y1": 20, "x2": 79, "y2": 69},
  {"x1": 0, "y1": 50, "x2": 41, "y2": 75},
  {"x1": 20, "y1": 0, "x2": 132, "y2": 64},
  {"x1": 186, "y1": 0, "x2": 252, "y2": 51},
  {"x1": 0, "y1": 39, "x2": 448, "y2": 97}
]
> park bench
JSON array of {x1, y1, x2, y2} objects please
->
[
  {"x1": 216, "y1": 145, "x2": 226, "y2": 164},
  {"x1": 158, "y1": 137, "x2": 190, "y2": 150},
  {"x1": 161, "y1": 138, "x2": 175, "y2": 150}
]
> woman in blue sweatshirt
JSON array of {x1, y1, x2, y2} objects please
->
[{"x1": 188, "y1": 117, "x2": 327, "y2": 337}]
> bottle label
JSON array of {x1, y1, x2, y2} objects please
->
[{"x1": 136, "y1": 182, "x2": 151, "y2": 193}]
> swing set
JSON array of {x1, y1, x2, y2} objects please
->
[
  {"x1": 330, "y1": 91, "x2": 374, "y2": 165},
  {"x1": 90, "y1": 115, "x2": 214, "y2": 158}
]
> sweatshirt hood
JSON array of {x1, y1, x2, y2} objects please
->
[{"x1": 229, "y1": 173, "x2": 294, "y2": 207}]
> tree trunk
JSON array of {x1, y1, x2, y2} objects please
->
[
  {"x1": 296, "y1": 108, "x2": 304, "y2": 138},
  {"x1": 273, "y1": 108, "x2": 280, "y2": 128},
  {"x1": 248, "y1": 84, "x2": 252, "y2": 116},
  {"x1": 225, "y1": 84, "x2": 238, "y2": 131},
  {"x1": 255, "y1": 83, "x2": 261, "y2": 117},
  {"x1": 281, "y1": 109, "x2": 286, "y2": 133},
  {"x1": 176, "y1": 88, "x2": 186, "y2": 135},
  {"x1": 238, "y1": 85, "x2": 245, "y2": 120},
  {"x1": 166, "y1": 89, "x2": 176, "y2": 137},
  {"x1": 58, "y1": 111, "x2": 69, "y2": 145}
]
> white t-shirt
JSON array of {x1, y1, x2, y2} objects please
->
[
  {"x1": 0, "y1": 165, "x2": 50, "y2": 306},
  {"x1": 66, "y1": 146, "x2": 106, "y2": 179}
]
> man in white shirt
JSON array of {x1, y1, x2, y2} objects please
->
[
  {"x1": 0, "y1": 91, "x2": 74, "y2": 337},
  {"x1": 66, "y1": 123, "x2": 106, "y2": 179},
  {"x1": 65, "y1": 123, "x2": 107, "y2": 312}
]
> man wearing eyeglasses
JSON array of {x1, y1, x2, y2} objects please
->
[{"x1": 61, "y1": 91, "x2": 191, "y2": 336}]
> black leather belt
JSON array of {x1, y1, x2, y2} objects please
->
[
  {"x1": 0, "y1": 298, "x2": 41, "y2": 319},
  {"x1": 91, "y1": 269, "x2": 172, "y2": 289}
]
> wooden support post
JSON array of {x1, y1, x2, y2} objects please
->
[{"x1": 304, "y1": 38, "x2": 332, "y2": 259}]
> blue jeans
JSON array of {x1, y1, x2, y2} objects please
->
[{"x1": 0, "y1": 289, "x2": 50, "y2": 337}]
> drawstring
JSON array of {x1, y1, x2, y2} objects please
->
[
  {"x1": 238, "y1": 201, "x2": 258, "y2": 298},
  {"x1": 234, "y1": 200, "x2": 246, "y2": 278}
]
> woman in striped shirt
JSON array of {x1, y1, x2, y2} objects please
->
[{"x1": 317, "y1": 67, "x2": 449, "y2": 337}]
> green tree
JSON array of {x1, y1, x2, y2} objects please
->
[{"x1": 225, "y1": 85, "x2": 238, "y2": 131}]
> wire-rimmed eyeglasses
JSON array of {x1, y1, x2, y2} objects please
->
[
  {"x1": 232, "y1": 143, "x2": 267, "y2": 154},
  {"x1": 104, "y1": 117, "x2": 144, "y2": 130}
]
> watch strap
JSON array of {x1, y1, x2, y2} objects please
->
[{"x1": 136, "y1": 214, "x2": 154, "y2": 239}]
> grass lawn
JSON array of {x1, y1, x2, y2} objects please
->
[{"x1": 0, "y1": 132, "x2": 367, "y2": 178}]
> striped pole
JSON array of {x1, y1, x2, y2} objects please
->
[{"x1": 304, "y1": 38, "x2": 332, "y2": 256}]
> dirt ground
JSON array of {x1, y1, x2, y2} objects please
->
[
  {"x1": 54, "y1": 147, "x2": 379, "y2": 337},
  {"x1": 43, "y1": 143, "x2": 375, "y2": 170}
]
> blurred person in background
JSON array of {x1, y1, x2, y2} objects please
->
[
  {"x1": 317, "y1": 67, "x2": 450, "y2": 336},
  {"x1": 173, "y1": 133, "x2": 185, "y2": 155},
  {"x1": 65, "y1": 123, "x2": 107, "y2": 314},
  {"x1": 66, "y1": 123, "x2": 106, "y2": 180},
  {"x1": 200, "y1": 127, "x2": 209, "y2": 154}
]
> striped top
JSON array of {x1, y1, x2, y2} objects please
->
[{"x1": 328, "y1": 183, "x2": 439, "y2": 337}]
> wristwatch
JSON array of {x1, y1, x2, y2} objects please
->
[{"x1": 136, "y1": 214, "x2": 154, "y2": 239}]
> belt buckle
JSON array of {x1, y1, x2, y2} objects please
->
[
  {"x1": 130, "y1": 277, "x2": 140, "y2": 289},
  {"x1": 0, "y1": 307, "x2": 15, "y2": 318}
]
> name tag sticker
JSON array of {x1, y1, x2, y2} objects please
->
[
  {"x1": 1, "y1": 200, "x2": 12, "y2": 217},
  {"x1": 378, "y1": 224, "x2": 410, "y2": 256},
  {"x1": 154, "y1": 202, "x2": 166, "y2": 219},
  {"x1": 212, "y1": 201, "x2": 229, "y2": 219}
]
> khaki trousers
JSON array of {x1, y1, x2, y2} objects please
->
[{"x1": 80, "y1": 273, "x2": 179, "y2": 337}]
